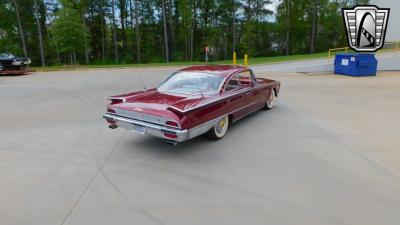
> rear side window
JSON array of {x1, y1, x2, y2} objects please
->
[
  {"x1": 158, "y1": 72, "x2": 224, "y2": 95},
  {"x1": 238, "y1": 71, "x2": 255, "y2": 87},
  {"x1": 225, "y1": 74, "x2": 241, "y2": 91}
]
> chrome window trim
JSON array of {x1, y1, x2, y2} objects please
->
[
  {"x1": 223, "y1": 73, "x2": 242, "y2": 92},
  {"x1": 157, "y1": 71, "x2": 225, "y2": 95}
]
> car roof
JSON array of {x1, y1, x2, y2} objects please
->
[{"x1": 178, "y1": 65, "x2": 249, "y2": 78}]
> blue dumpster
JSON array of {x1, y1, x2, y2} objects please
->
[{"x1": 334, "y1": 53, "x2": 377, "y2": 77}]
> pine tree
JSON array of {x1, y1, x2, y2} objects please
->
[{"x1": 50, "y1": 2, "x2": 89, "y2": 64}]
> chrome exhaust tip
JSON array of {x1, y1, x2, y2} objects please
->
[
  {"x1": 108, "y1": 124, "x2": 118, "y2": 129},
  {"x1": 166, "y1": 140, "x2": 178, "y2": 146}
]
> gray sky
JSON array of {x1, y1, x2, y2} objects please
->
[{"x1": 266, "y1": 0, "x2": 280, "y2": 13}]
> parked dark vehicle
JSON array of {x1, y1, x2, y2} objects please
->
[{"x1": 0, "y1": 53, "x2": 31, "y2": 75}]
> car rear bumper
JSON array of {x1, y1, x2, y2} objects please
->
[
  {"x1": 0, "y1": 69, "x2": 31, "y2": 75},
  {"x1": 103, "y1": 113, "x2": 189, "y2": 142}
]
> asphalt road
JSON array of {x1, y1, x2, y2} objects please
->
[{"x1": 1, "y1": 68, "x2": 400, "y2": 225}]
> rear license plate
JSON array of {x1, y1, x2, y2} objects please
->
[{"x1": 132, "y1": 124, "x2": 146, "y2": 134}]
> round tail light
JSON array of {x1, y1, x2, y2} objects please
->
[
  {"x1": 164, "y1": 133, "x2": 177, "y2": 139},
  {"x1": 107, "y1": 108, "x2": 116, "y2": 114},
  {"x1": 165, "y1": 121, "x2": 179, "y2": 128},
  {"x1": 110, "y1": 99, "x2": 124, "y2": 105},
  {"x1": 106, "y1": 108, "x2": 116, "y2": 124}
]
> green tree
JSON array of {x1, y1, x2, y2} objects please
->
[{"x1": 50, "y1": 2, "x2": 89, "y2": 64}]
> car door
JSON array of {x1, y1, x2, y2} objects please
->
[
  {"x1": 237, "y1": 70, "x2": 266, "y2": 113},
  {"x1": 221, "y1": 73, "x2": 249, "y2": 121}
]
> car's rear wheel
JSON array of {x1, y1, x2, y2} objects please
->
[
  {"x1": 263, "y1": 89, "x2": 276, "y2": 110},
  {"x1": 208, "y1": 116, "x2": 229, "y2": 140}
]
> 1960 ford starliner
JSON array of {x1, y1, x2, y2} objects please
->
[{"x1": 103, "y1": 65, "x2": 280, "y2": 144}]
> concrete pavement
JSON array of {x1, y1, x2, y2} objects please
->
[
  {"x1": 1, "y1": 69, "x2": 400, "y2": 225},
  {"x1": 252, "y1": 51, "x2": 400, "y2": 73}
]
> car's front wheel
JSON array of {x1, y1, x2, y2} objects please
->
[
  {"x1": 208, "y1": 116, "x2": 229, "y2": 140},
  {"x1": 263, "y1": 89, "x2": 277, "y2": 110}
]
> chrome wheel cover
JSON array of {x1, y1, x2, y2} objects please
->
[
  {"x1": 214, "y1": 116, "x2": 229, "y2": 138},
  {"x1": 267, "y1": 90, "x2": 276, "y2": 108}
]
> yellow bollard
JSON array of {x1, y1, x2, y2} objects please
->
[
  {"x1": 244, "y1": 54, "x2": 248, "y2": 66},
  {"x1": 233, "y1": 52, "x2": 237, "y2": 65}
]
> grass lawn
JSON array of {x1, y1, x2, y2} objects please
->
[
  {"x1": 217, "y1": 52, "x2": 329, "y2": 65},
  {"x1": 31, "y1": 51, "x2": 333, "y2": 72}
]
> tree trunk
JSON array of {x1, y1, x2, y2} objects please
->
[
  {"x1": 101, "y1": 4, "x2": 106, "y2": 61},
  {"x1": 190, "y1": 0, "x2": 196, "y2": 62},
  {"x1": 111, "y1": 0, "x2": 119, "y2": 62},
  {"x1": 135, "y1": 0, "x2": 141, "y2": 63},
  {"x1": 33, "y1": 0, "x2": 45, "y2": 66},
  {"x1": 224, "y1": 27, "x2": 228, "y2": 61},
  {"x1": 41, "y1": 0, "x2": 60, "y2": 64},
  {"x1": 13, "y1": 0, "x2": 27, "y2": 57},
  {"x1": 119, "y1": 0, "x2": 127, "y2": 53},
  {"x1": 81, "y1": 10, "x2": 89, "y2": 64},
  {"x1": 285, "y1": 0, "x2": 290, "y2": 56},
  {"x1": 310, "y1": 0, "x2": 318, "y2": 53},
  {"x1": 129, "y1": 0, "x2": 133, "y2": 28},
  {"x1": 167, "y1": 0, "x2": 175, "y2": 60},
  {"x1": 160, "y1": 35, "x2": 165, "y2": 62},
  {"x1": 161, "y1": 0, "x2": 169, "y2": 62},
  {"x1": 73, "y1": 51, "x2": 77, "y2": 64},
  {"x1": 232, "y1": 0, "x2": 236, "y2": 53}
]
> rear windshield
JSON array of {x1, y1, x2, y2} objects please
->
[{"x1": 158, "y1": 72, "x2": 224, "y2": 95}]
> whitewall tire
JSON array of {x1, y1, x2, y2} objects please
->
[
  {"x1": 264, "y1": 89, "x2": 277, "y2": 110},
  {"x1": 208, "y1": 116, "x2": 229, "y2": 140}
]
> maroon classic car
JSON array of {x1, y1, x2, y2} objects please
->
[{"x1": 103, "y1": 65, "x2": 280, "y2": 144}]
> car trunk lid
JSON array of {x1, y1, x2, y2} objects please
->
[{"x1": 110, "y1": 90, "x2": 207, "y2": 121}]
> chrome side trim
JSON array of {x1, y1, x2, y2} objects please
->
[
  {"x1": 168, "y1": 85, "x2": 266, "y2": 114},
  {"x1": 187, "y1": 116, "x2": 223, "y2": 139},
  {"x1": 230, "y1": 103, "x2": 265, "y2": 123},
  {"x1": 186, "y1": 101, "x2": 266, "y2": 138}
]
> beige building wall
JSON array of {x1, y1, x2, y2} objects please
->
[{"x1": 371, "y1": 0, "x2": 399, "y2": 41}]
